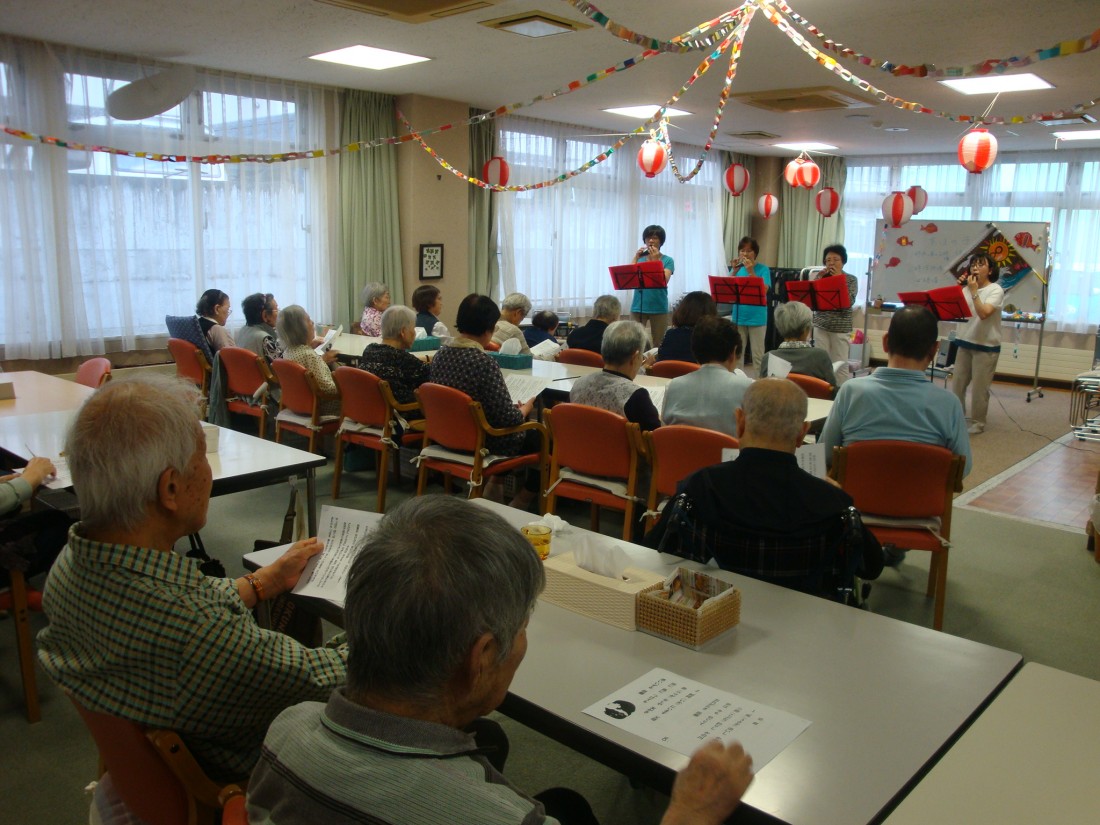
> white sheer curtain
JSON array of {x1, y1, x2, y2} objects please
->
[
  {"x1": 496, "y1": 117, "x2": 727, "y2": 315},
  {"x1": 0, "y1": 36, "x2": 339, "y2": 359},
  {"x1": 843, "y1": 149, "x2": 1100, "y2": 332}
]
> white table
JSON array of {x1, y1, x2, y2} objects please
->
[
  {"x1": 474, "y1": 501, "x2": 1021, "y2": 825},
  {"x1": 329, "y1": 332, "x2": 436, "y2": 362},
  {"x1": 0, "y1": 371, "x2": 94, "y2": 417},
  {"x1": 883, "y1": 662, "x2": 1099, "y2": 824}
]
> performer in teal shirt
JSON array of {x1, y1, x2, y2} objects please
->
[
  {"x1": 728, "y1": 235, "x2": 771, "y2": 374},
  {"x1": 631, "y1": 224, "x2": 674, "y2": 346}
]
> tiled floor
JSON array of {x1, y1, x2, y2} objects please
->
[{"x1": 964, "y1": 436, "x2": 1100, "y2": 530}]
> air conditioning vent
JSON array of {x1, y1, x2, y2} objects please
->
[
  {"x1": 726, "y1": 131, "x2": 780, "y2": 141},
  {"x1": 733, "y1": 86, "x2": 875, "y2": 113},
  {"x1": 315, "y1": 0, "x2": 499, "y2": 23}
]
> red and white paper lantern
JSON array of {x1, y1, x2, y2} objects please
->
[
  {"x1": 906, "y1": 184, "x2": 928, "y2": 214},
  {"x1": 957, "y1": 128, "x2": 998, "y2": 174},
  {"x1": 724, "y1": 162, "x2": 750, "y2": 196},
  {"x1": 815, "y1": 186, "x2": 840, "y2": 218},
  {"x1": 637, "y1": 139, "x2": 668, "y2": 178},
  {"x1": 881, "y1": 191, "x2": 914, "y2": 228},
  {"x1": 481, "y1": 156, "x2": 510, "y2": 187},
  {"x1": 783, "y1": 157, "x2": 821, "y2": 189},
  {"x1": 758, "y1": 192, "x2": 779, "y2": 219}
]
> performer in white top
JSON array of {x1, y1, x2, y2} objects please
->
[{"x1": 953, "y1": 252, "x2": 1004, "y2": 435}]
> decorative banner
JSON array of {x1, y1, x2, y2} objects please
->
[
  {"x1": 564, "y1": 0, "x2": 749, "y2": 53},
  {"x1": 958, "y1": 129, "x2": 999, "y2": 174},
  {"x1": 815, "y1": 186, "x2": 840, "y2": 217},
  {"x1": 637, "y1": 138, "x2": 668, "y2": 177},
  {"x1": 482, "y1": 156, "x2": 510, "y2": 187},
  {"x1": 724, "y1": 162, "x2": 751, "y2": 196},
  {"x1": 758, "y1": 192, "x2": 779, "y2": 218},
  {"x1": 882, "y1": 191, "x2": 914, "y2": 228},
  {"x1": 906, "y1": 184, "x2": 928, "y2": 214}
]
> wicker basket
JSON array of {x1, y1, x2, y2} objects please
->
[
  {"x1": 540, "y1": 552, "x2": 665, "y2": 630},
  {"x1": 636, "y1": 570, "x2": 741, "y2": 649}
]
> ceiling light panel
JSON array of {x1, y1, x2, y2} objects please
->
[
  {"x1": 309, "y1": 45, "x2": 430, "y2": 70},
  {"x1": 938, "y1": 73, "x2": 1053, "y2": 95}
]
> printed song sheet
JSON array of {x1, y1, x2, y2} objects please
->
[
  {"x1": 504, "y1": 374, "x2": 552, "y2": 404},
  {"x1": 584, "y1": 668, "x2": 810, "y2": 770},
  {"x1": 293, "y1": 506, "x2": 382, "y2": 606}
]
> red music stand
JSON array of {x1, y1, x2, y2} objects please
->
[
  {"x1": 609, "y1": 260, "x2": 668, "y2": 290},
  {"x1": 897, "y1": 285, "x2": 972, "y2": 321},
  {"x1": 708, "y1": 275, "x2": 767, "y2": 325},
  {"x1": 785, "y1": 274, "x2": 852, "y2": 311}
]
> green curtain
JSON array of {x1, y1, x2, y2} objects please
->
[
  {"x1": 338, "y1": 90, "x2": 404, "y2": 326},
  {"x1": 720, "y1": 151, "x2": 758, "y2": 265},
  {"x1": 777, "y1": 155, "x2": 846, "y2": 269},
  {"x1": 468, "y1": 110, "x2": 498, "y2": 296}
]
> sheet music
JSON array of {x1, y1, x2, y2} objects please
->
[
  {"x1": 584, "y1": 668, "x2": 810, "y2": 771},
  {"x1": 292, "y1": 505, "x2": 382, "y2": 606},
  {"x1": 504, "y1": 374, "x2": 552, "y2": 404}
]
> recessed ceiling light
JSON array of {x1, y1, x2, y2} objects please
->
[
  {"x1": 481, "y1": 11, "x2": 588, "y2": 38},
  {"x1": 884, "y1": 127, "x2": 909, "y2": 133},
  {"x1": 603, "y1": 105, "x2": 691, "y2": 119},
  {"x1": 773, "y1": 142, "x2": 837, "y2": 151},
  {"x1": 1051, "y1": 130, "x2": 1100, "y2": 142},
  {"x1": 1040, "y1": 114, "x2": 1097, "y2": 127},
  {"x1": 309, "y1": 45, "x2": 430, "y2": 71},
  {"x1": 938, "y1": 73, "x2": 1053, "y2": 95}
]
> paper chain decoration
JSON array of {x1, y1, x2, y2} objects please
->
[{"x1": 4, "y1": 0, "x2": 1099, "y2": 184}]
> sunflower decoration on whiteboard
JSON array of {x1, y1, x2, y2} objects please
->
[{"x1": 979, "y1": 231, "x2": 1033, "y2": 291}]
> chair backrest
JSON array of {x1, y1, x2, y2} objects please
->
[
  {"x1": 270, "y1": 359, "x2": 320, "y2": 419},
  {"x1": 75, "y1": 357, "x2": 112, "y2": 388},
  {"x1": 832, "y1": 440, "x2": 963, "y2": 519},
  {"x1": 545, "y1": 403, "x2": 637, "y2": 479},
  {"x1": 787, "y1": 372, "x2": 834, "y2": 400},
  {"x1": 416, "y1": 383, "x2": 481, "y2": 453},
  {"x1": 558, "y1": 348, "x2": 604, "y2": 367},
  {"x1": 333, "y1": 366, "x2": 389, "y2": 429},
  {"x1": 646, "y1": 425, "x2": 739, "y2": 498},
  {"x1": 166, "y1": 314, "x2": 214, "y2": 365},
  {"x1": 70, "y1": 699, "x2": 191, "y2": 825},
  {"x1": 219, "y1": 346, "x2": 271, "y2": 397},
  {"x1": 648, "y1": 359, "x2": 699, "y2": 379},
  {"x1": 167, "y1": 338, "x2": 210, "y2": 390}
]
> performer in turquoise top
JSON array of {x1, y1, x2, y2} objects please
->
[
  {"x1": 631, "y1": 224, "x2": 674, "y2": 346},
  {"x1": 728, "y1": 235, "x2": 771, "y2": 374}
]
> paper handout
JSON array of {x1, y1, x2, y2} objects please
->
[{"x1": 292, "y1": 505, "x2": 382, "y2": 606}]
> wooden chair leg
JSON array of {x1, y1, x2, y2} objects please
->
[
  {"x1": 332, "y1": 438, "x2": 346, "y2": 500},
  {"x1": 275, "y1": 423, "x2": 283, "y2": 444},
  {"x1": 257, "y1": 409, "x2": 267, "y2": 439},
  {"x1": 622, "y1": 500, "x2": 635, "y2": 541},
  {"x1": 416, "y1": 462, "x2": 429, "y2": 496},
  {"x1": 932, "y1": 550, "x2": 948, "y2": 631},
  {"x1": 307, "y1": 431, "x2": 317, "y2": 455},
  {"x1": 9, "y1": 570, "x2": 41, "y2": 723},
  {"x1": 376, "y1": 446, "x2": 389, "y2": 513},
  {"x1": 589, "y1": 502, "x2": 600, "y2": 533}
]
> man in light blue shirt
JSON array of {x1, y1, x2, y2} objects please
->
[{"x1": 821, "y1": 305, "x2": 971, "y2": 477}]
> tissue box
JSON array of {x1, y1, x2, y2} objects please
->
[
  {"x1": 540, "y1": 551, "x2": 665, "y2": 630},
  {"x1": 411, "y1": 336, "x2": 441, "y2": 352},
  {"x1": 0, "y1": 381, "x2": 14, "y2": 401},
  {"x1": 200, "y1": 422, "x2": 220, "y2": 453},
  {"x1": 636, "y1": 570, "x2": 741, "y2": 649},
  {"x1": 487, "y1": 351, "x2": 533, "y2": 370}
]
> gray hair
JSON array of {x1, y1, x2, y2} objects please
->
[
  {"x1": 276, "y1": 304, "x2": 313, "y2": 347},
  {"x1": 741, "y1": 378, "x2": 808, "y2": 444},
  {"x1": 593, "y1": 294, "x2": 621, "y2": 321},
  {"x1": 380, "y1": 304, "x2": 416, "y2": 340},
  {"x1": 501, "y1": 292, "x2": 532, "y2": 316},
  {"x1": 66, "y1": 375, "x2": 202, "y2": 533},
  {"x1": 775, "y1": 301, "x2": 813, "y2": 340},
  {"x1": 360, "y1": 282, "x2": 389, "y2": 309},
  {"x1": 344, "y1": 496, "x2": 545, "y2": 703},
  {"x1": 601, "y1": 319, "x2": 647, "y2": 366}
]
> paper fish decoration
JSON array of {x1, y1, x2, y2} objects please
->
[
  {"x1": 920, "y1": 223, "x2": 938, "y2": 233},
  {"x1": 884, "y1": 256, "x2": 901, "y2": 268},
  {"x1": 1014, "y1": 231, "x2": 1039, "y2": 251},
  {"x1": 897, "y1": 236, "x2": 913, "y2": 246}
]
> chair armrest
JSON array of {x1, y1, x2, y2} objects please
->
[{"x1": 147, "y1": 729, "x2": 234, "y2": 810}]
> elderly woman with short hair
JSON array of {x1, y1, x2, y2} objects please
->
[
  {"x1": 569, "y1": 320, "x2": 661, "y2": 432},
  {"x1": 492, "y1": 292, "x2": 533, "y2": 354},
  {"x1": 358, "y1": 305, "x2": 431, "y2": 406},
  {"x1": 359, "y1": 282, "x2": 391, "y2": 337},
  {"x1": 277, "y1": 304, "x2": 341, "y2": 417},
  {"x1": 656, "y1": 290, "x2": 717, "y2": 363},
  {"x1": 759, "y1": 301, "x2": 838, "y2": 385},
  {"x1": 196, "y1": 288, "x2": 235, "y2": 354}
]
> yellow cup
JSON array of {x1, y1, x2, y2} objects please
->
[{"x1": 521, "y1": 523, "x2": 552, "y2": 560}]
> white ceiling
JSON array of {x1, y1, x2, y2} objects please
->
[{"x1": 2, "y1": 0, "x2": 1098, "y2": 157}]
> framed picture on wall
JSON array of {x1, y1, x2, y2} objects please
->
[{"x1": 419, "y1": 244, "x2": 444, "y2": 280}]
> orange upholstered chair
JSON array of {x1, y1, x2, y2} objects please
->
[
  {"x1": 643, "y1": 425, "x2": 739, "y2": 531},
  {"x1": 414, "y1": 382, "x2": 547, "y2": 504},
  {"x1": 647, "y1": 359, "x2": 699, "y2": 379},
  {"x1": 787, "y1": 372, "x2": 835, "y2": 400},
  {"x1": 831, "y1": 440, "x2": 965, "y2": 631},
  {"x1": 75, "y1": 357, "x2": 112, "y2": 388},
  {"x1": 167, "y1": 338, "x2": 212, "y2": 400},
  {"x1": 557, "y1": 348, "x2": 604, "y2": 368},
  {"x1": 270, "y1": 359, "x2": 340, "y2": 454},
  {"x1": 218, "y1": 347, "x2": 276, "y2": 438},
  {"x1": 544, "y1": 403, "x2": 644, "y2": 540},
  {"x1": 331, "y1": 366, "x2": 423, "y2": 511}
]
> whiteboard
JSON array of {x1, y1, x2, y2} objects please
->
[{"x1": 870, "y1": 220, "x2": 1050, "y2": 312}]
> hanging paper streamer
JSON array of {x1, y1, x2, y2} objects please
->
[{"x1": 564, "y1": 0, "x2": 749, "y2": 53}]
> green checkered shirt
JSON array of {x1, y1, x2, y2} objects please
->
[{"x1": 37, "y1": 525, "x2": 348, "y2": 780}]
